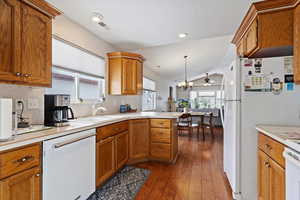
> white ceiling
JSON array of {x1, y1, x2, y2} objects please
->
[
  {"x1": 46, "y1": 0, "x2": 257, "y2": 81},
  {"x1": 46, "y1": 0, "x2": 254, "y2": 50},
  {"x1": 134, "y1": 35, "x2": 233, "y2": 81}
]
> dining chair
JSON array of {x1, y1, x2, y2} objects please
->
[
  {"x1": 198, "y1": 112, "x2": 214, "y2": 140},
  {"x1": 177, "y1": 113, "x2": 199, "y2": 137}
]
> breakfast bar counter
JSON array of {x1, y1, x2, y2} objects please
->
[{"x1": 0, "y1": 112, "x2": 181, "y2": 152}]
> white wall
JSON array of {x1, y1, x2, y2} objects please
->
[
  {"x1": 0, "y1": 15, "x2": 145, "y2": 124},
  {"x1": 52, "y1": 15, "x2": 142, "y2": 117}
]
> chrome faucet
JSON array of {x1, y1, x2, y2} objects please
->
[{"x1": 92, "y1": 105, "x2": 107, "y2": 116}]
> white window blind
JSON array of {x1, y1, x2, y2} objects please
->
[
  {"x1": 52, "y1": 38, "x2": 105, "y2": 77},
  {"x1": 46, "y1": 37, "x2": 106, "y2": 102},
  {"x1": 46, "y1": 67, "x2": 77, "y2": 100}
]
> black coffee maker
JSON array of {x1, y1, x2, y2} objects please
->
[{"x1": 44, "y1": 95, "x2": 75, "y2": 127}]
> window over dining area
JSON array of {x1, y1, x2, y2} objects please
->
[{"x1": 190, "y1": 90, "x2": 224, "y2": 109}]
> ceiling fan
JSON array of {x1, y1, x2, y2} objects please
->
[{"x1": 193, "y1": 73, "x2": 222, "y2": 87}]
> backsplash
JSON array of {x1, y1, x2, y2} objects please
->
[
  {"x1": 0, "y1": 84, "x2": 142, "y2": 125},
  {"x1": 0, "y1": 84, "x2": 44, "y2": 124}
]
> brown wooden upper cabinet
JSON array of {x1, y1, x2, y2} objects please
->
[
  {"x1": 294, "y1": 3, "x2": 300, "y2": 84},
  {"x1": 232, "y1": 0, "x2": 294, "y2": 58},
  {"x1": 107, "y1": 52, "x2": 144, "y2": 95},
  {"x1": 0, "y1": 0, "x2": 61, "y2": 87}
]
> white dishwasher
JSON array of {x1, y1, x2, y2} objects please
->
[
  {"x1": 283, "y1": 147, "x2": 300, "y2": 200},
  {"x1": 43, "y1": 129, "x2": 96, "y2": 200}
]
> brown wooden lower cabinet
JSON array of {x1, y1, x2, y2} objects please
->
[
  {"x1": 115, "y1": 131, "x2": 129, "y2": 170},
  {"x1": 150, "y1": 143, "x2": 171, "y2": 160},
  {"x1": 96, "y1": 119, "x2": 178, "y2": 186},
  {"x1": 269, "y1": 158, "x2": 285, "y2": 200},
  {"x1": 258, "y1": 150, "x2": 270, "y2": 200},
  {"x1": 96, "y1": 136, "x2": 115, "y2": 187},
  {"x1": 0, "y1": 166, "x2": 41, "y2": 200},
  {"x1": 258, "y1": 132, "x2": 285, "y2": 200},
  {"x1": 128, "y1": 119, "x2": 149, "y2": 163},
  {"x1": 149, "y1": 119, "x2": 178, "y2": 162}
]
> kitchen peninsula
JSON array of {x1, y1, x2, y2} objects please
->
[{"x1": 0, "y1": 112, "x2": 180, "y2": 199}]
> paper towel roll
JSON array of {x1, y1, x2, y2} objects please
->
[{"x1": 0, "y1": 98, "x2": 13, "y2": 141}]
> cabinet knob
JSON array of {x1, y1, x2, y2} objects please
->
[
  {"x1": 264, "y1": 161, "x2": 270, "y2": 168},
  {"x1": 264, "y1": 144, "x2": 272, "y2": 151},
  {"x1": 23, "y1": 74, "x2": 29, "y2": 77},
  {"x1": 15, "y1": 155, "x2": 34, "y2": 164},
  {"x1": 16, "y1": 72, "x2": 21, "y2": 76},
  {"x1": 35, "y1": 173, "x2": 40, "y2": 177}
]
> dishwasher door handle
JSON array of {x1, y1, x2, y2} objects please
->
[{"x1": 54, "y1": 134, "x2": 95, "y2": 149}]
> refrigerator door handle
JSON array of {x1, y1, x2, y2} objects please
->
[{"x1": 220, "y1": 76, "x2": 225, "y2": 127}]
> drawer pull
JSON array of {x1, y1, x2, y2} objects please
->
[
  {"x1": 15, "y1": 155, "x2": 34, "y2": 164},
  {"x1": 114, "y1": 128, "x2": 120, "y2": 131},
  {"x1": 36, "y1": 173, "x2": 40, "y2": 177}
]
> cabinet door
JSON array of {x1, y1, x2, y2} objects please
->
[
  {"x1": 115, "y1": 131, "x2": 128, "y2": 170},
  {"x1": 258, "y1": 150, "x2": 269, "y2": 200},
  {"x1": 21, "y1": 3, "x2": 52, "y2": 86},
  {"x1": 96, "y1": 137, "x2": 115, "y2": 187},
  {"x1": 269, "y1": 159, "x2": 285, "y2": 200},
  {"x1": 0, "y1": 0, "x2": 22, "y2": 82},
  {"x1": 0, "y1": 167, "x2": 41, "y2": 200},
  {"x1": 294, "y1": 5, "x2": 300, "y2": 84},
  {"x1": 245, "y1": 19, "x2": 258, "y2": 55},
  {"x1": 136, "y1": 60, "x2": 143, "y2": 95},
  {"x1": 237, "y1": 39, "x2": 245, "y2": 57},
  {"x1": 122, "y1": 58, "x2": 137, "y2": 94},
  {"x1": 129, "y1": 120, "x2": 149, "y2": 161}
]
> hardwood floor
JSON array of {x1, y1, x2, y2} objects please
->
[{"x1": 134, "y1": 128, "x2": 233, "y2": 200}]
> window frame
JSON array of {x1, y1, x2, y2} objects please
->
[
  {"x1": 142, "y1": 77, "x2": 157, "y2": 111},
  {"x1": 48, "y1": 65, "x2": 105, "y2": 104},
  {"x1": 189, "y1": 90, "x2": 224, "y2": 109}
]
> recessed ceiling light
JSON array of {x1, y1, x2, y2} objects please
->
[
  {"x1": 92, "y1": 16, "x2": 101, "y2": 23},
  {"x1": 178, "y1": 33, "x2": 188, "y2": 38},
  {"x1": 92, "y1": 12, "x2": 103, "y2": 23}
]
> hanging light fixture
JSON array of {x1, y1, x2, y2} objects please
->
[{"x1": 177, "y1": 56, "x2": 193, "y2": 90}]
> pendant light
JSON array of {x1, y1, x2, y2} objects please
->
[{"x1": 177, "y1": 56, "x2": 193, "y2": 90}]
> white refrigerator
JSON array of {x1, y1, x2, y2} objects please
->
[{"x1": 221, "y1": 56, "x2": 300, "y2": 200}]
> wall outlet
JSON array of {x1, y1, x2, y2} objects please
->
[{"x1": 28, "y1": 98, "x2": 39, "y2": 110}]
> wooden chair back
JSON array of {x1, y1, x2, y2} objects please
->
[{"x1": 178, "y1": 113, "x2": 192, "y2": 126}]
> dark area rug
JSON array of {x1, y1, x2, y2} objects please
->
[{"x1": 87, "y1": 166, "x2": 150, "y2": 200}]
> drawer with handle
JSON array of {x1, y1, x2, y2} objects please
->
[
  {"x1": 258, "y1": 133, "x2": 285, "y2": 167},
  {"x1": 150, "y1": 143, "x2": 171, "y2": 160},
  {"x1": 151, "y1": 128, "x2": 171, "y2": 143},
  {"x1": 0, "y1": 144, "x2": 41, "y2": 179},
  {"x1": 97, "y1": 121, "x2": 129, "y2": 141},
  {"x1": 150, "y1": 119, "x2": 171, "y2": 128}
]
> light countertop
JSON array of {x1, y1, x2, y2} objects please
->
[
  {"x1": 0, "y1": 112, "x2": 182, "y2": 152},
  {"x1": 256, "y1": 124, "x2": 300, "y2": 152}
]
